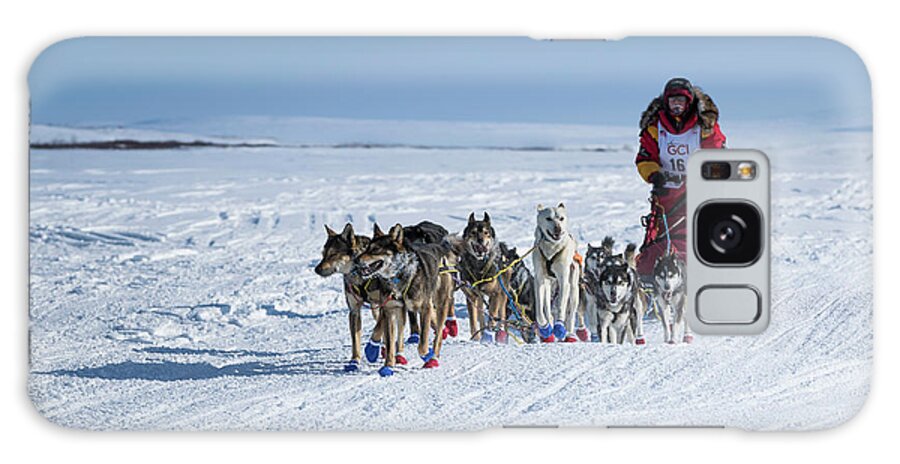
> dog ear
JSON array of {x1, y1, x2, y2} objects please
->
[
  {"x1": 536, "y1": 203, "x2": 544, "y2": 211},
  {"x1": 468, "y1": 212, "x2": 476, "y2": 225},
  {"x1": 625, "y1": 243, "x2": 637, "y2": 268},
  {"x1": 373, "y1": 223, "x2": 385, "y2": 238},
  {"x1": 324, "y1": 224, "x2": 338, "y2": 237},
  {"x1": 389, "y1": 224, "x2": 404, "y2": 244},
  {"x1": 557, "y1": 202, "x2": 566, "y2": 210},
  {"x1": 482, "y1": 212, "x2": 491, "y2": 223},
  {"x1": 340, "y1": 224, "x2": 356, "y2": 247}
]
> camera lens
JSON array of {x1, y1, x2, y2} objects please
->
[
  {"x1": 695, "y1": 202, "x2": 762, "y2": 265},
  {"x1": 710, "y1": 217, "x2": 744, "y2": 252}
]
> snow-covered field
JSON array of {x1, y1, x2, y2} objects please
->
[{"x1": 27, "y1": 118, "x2": 872, "y2": 430}]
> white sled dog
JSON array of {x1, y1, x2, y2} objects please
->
[{"x1": 532, "y1": 203, "x2": 583, "y2": 342}]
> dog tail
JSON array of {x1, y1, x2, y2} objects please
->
[
  {"x1": 601, "y1": 236, "x2": 615, "y2": 254},
  {"x1": 624, "y1": 243, "x2": 637, "y2": 268}
]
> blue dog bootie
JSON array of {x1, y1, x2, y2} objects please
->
[
  {"x1": 406, "y1": 332, "x2": 420, "y2": 345},
  {"x1": 480, "y1": 329, "x2": 495, "y2": 344},
  {"x1": 343, "y1": 360, "x2": 360, "y2": 372},
  {"x1": 553, "y1": 321, "x2": 567, "y2": 340},
  {"x1": 538, "y1": 323, "x2": 554, "y2": 339},
  {"x1": 364, "y1": 339, "x2": 382, "y2": 363},
  {"x1": 420, "y1": 347, "x2": 435, "y2": 363},
  {"x1": 378, "y1": 365, "x2": 394, "y2": 377}
]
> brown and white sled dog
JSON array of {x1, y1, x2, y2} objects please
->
[
  {"x1": 355, "y1": 224, "x2": 455, "y2": 377},
  {"x1": 451, "y1": 212, "x2": 510, "y2": 343},
  {"x1": 532, "y1": 203, "x2": 583, "y2": 343},
  {"x1": 652, "y1": 252, "x2": 691, "y2": 344},
  {"x1": 314, "y1": 223, "x2": 415, "y2": 372},
  {"x1": 582, "y1": 238, "x2": 646, "y2": 344}
]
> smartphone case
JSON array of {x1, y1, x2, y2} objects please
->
[{"x1": 27, "y1": 37, "x2": 872, "y2": 431}]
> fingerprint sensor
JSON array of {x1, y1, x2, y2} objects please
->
[{"x1": 696, "y1": 286, "x2": 761, "y2": 324}]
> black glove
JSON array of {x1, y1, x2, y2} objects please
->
[{"x1": 649, "y1": 171, "x2": 668, "y2": 196}]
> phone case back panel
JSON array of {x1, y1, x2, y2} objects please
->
[{"x1": 27, "y1": 37, "x2": 872, "y2": 431}]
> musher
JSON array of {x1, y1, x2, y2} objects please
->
[{"x1": 634, "y1": 77, "x2": 727, "y2": 278}]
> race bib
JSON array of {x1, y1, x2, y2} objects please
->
[{"x1": 657, "y1": 122, "x2": 701, "y2": 187}]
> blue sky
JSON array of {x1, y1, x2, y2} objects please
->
[{"x1": 30, "y1": 37, "x2": 871, "y2": 128}]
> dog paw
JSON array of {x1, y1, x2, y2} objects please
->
[
  {"x1": 378, "y1": 366, "x2": 394, "y2": 377},
  {"x1": 395, "y1": 354, "x2": 408, "y2": 365},
  {"x1": 406, "y1": 333, "x2": 420, "y2": 345},
  {"x1": 538, "y1": 324, "x2": 553, "y2": 339},
  {"x1": 552, "y1": 321, "x2": 567, "y2": 340},
  {"x1": 635, "y1": 337, "x2": 646, "y2": 345},
  {"x1": 563, "y1": 335, "x2": 578, "y2": 343},
  {"x1": 423, "y1": 358, "x2": 440, "y2": 369},
  {"x1": 540, "y1": 335, "x2": 556, "y2": 343},
  {"x1": 420, "y1": 347, "x2": 435, "y2": 363},
  {"x1": 343, "y1": 360, "x2": 360, "y2": 372},
  {"x1": 445, "y1": 319, "x2": 458, "y2": 337},
  {"x1": 364, "y1": 340, "x2": 382, "y2": 363},
  {"x1": 576, "y1": 327, "x2": 590, "y2": 342},
  {"x1": 683, "y1": 335, "x2": 694, "y2": 344},
  {"x1": 496, "y1": 330, "x2": 509, "y2": 344}
]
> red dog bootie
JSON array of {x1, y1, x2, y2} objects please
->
[
  {"x1": 563, "y1": 335, "x2": 579, "y2": 343},
  {"x1": 395, "y1": 354, "x2": 408, "y2": 365},
  {"x1": 540, "y1": 335, "x2": 555, "y2": 343},
  {"x1": 423, "y1": 358, "x2": 440, "y2": 369},
  {"x1": 496, "y1": 330, "x2": 509, "y2": 344},
  {"x1": 575, "y1": 327, "x2": 590, "y2": 342},
  {"x1": 445, "y1": 318, "x2": 458, "y2": 338},
  {"x1": 683, "y1": 334, "x2": 694, "y2": 344},
  {"x1": 441, "y1": 325, "x2": 449, "y2": 340},
  {"x1": 635, "y1": 337, "x2": 646, "y2": 345}
]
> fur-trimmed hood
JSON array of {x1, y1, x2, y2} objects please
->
[{"x1": 639, "y1": 86, "x2": 719, "y2": 133}]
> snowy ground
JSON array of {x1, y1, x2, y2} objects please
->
[{"x1": 28, "y1": 118, "x2": 872, "y2": 430}]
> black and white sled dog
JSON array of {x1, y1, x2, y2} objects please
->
[
  {"x1": 532, "y1": 203, "x2": 584, "y2": 343},
  {"x1": 652, "y1": 252, "x2": 692, "y2": 344},
  {"x1": 582, "y1": 237, "x2": 646, "y2": 344}
]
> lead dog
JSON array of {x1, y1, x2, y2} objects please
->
[
  {"x1": 532, "y1": 203, "x2": 583, "y2": 343},
  {"x1": 314, "y1": 223, "x2": 410, "y2": 372},
  {"x1": 356, "y1": 224, "x2": 456, "y2": 377}
]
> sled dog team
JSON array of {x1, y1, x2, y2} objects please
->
[{"x1": 314, "y1": 204, "x2": 690, "y2": 377}]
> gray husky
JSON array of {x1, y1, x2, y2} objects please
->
[
  {"x1": 355, "y1": 224, "x2": 456, "y2": 376},
  {"x1": 652, "y1": 252, "x2": 691, "y2": 344},
  {"x1": 582, "y1": 238, "x2": 646, "y2": 344}
]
